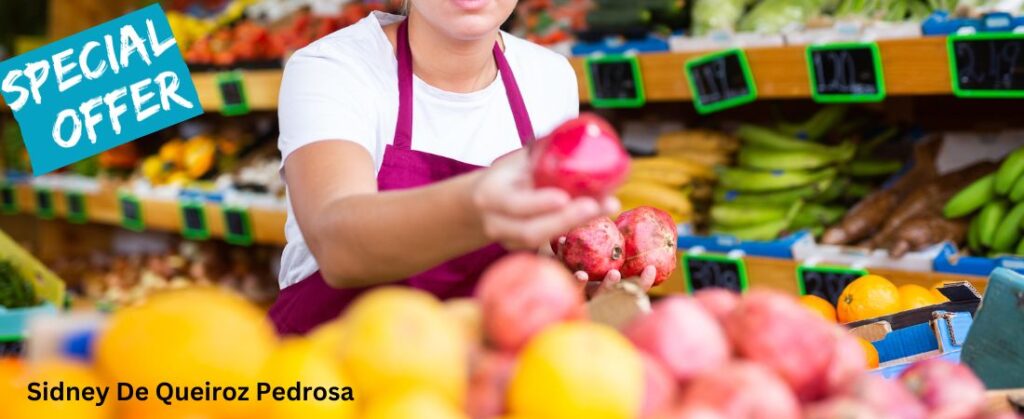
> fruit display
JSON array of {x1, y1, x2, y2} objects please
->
[
  {"x1": 579, "y1": 0, "x2": 687, "y2": 40},
  {"x1": 691, "y1": 0, "x2": 947, "y2": 36},
  {"x1": 511, "y1": 0, "x2": 591, "y2": 45},
  {"x1": 1, "y1": 253, "x2": 1009, "y2": 419},
  {"x1": 942, "y1": 146, "x2": 1024, "y2": 257}
]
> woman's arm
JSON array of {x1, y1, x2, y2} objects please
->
[{"x1": 285, "y1": 140, "x2": 614, "y2": 289}]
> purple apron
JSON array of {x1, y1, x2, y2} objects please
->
[{"x1": 269, "y1": 20, "x2": 535, "y2": 335}]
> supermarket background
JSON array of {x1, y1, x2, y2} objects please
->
[{"x1": 1, "y1": 0, "x2": 1024, "y2": 418}]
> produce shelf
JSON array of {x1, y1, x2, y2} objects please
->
[{"x1": 4, "y1": 184, "x2": 287, "y2": 246}]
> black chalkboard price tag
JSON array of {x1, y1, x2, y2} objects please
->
[
  {"x1": 948, "y1": 33, "x2": 1024, "y2": 98},
  {"x1": 1, "y1": 184, "x2": 17, "y2": 214},
  {"x1": 683, "y1": 253, "x2": 749, "y2": 294},
  {"x1": 584, "y1": 55, "x2": 646, "y2": 109},
  {"x1": 180, "y1": 202, "x2": 209, "y2": 241},
  {"x1": 65, "y1": 192, "x2": 87, "y2": 224},
  {"x1": 216, "y1": 70, "x2": 250, "y2": 116},
  {"x1": 684, "y1": 48, "x2": 758, "y2": 115},
  {"x1": 34, "y1": 188, "x2": 54, "y2": 220},
  {"x1": 796, "y1": 265, "x2": 867, "y2": 306},
  {"x1": 806, "y1": 42, "x2": 886, "y2": 103},
  {"x1": 223, "y1": 207, "x2": 253, "y2": 246},
  {"x1": 119, "y1": 194, "x2": 144, "y2": 232}
]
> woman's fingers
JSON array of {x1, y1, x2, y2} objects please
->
[
  {"x1": 488, "y1": 188, "x2": 572, "y2": 217},
  {"x1": 637, "y1": 265, "x2": 657, "y2": 291},
  {"x1": 597, "y1": 269, "x2": 623, "y2": 295}
]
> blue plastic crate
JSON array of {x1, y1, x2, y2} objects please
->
[
  {"x1": 0, "y1": 303, "x2": 57, "y2": 342},
  {"x1": 922, "y1": 11, "x2": 1024, "y2": 35},
  {"x1": 572, "y1": 36, "x2": 670, "y2": 56},
  {"x1": 677, "y1": 230, "x2": 811, "y2": 259},
  {"x1": 932, "y1": 243, "x2": 1024, "y2": 277}
]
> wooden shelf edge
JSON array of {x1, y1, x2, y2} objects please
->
[{"x1": 7, "y1": 184, "x2": 287, "y2": 246}]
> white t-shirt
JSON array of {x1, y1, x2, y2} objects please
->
[{"x1": 277, "y1": 12, "x2": 580, "y2": 289}]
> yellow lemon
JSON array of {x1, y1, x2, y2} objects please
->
[
  {"x1": 898, "y1": 284, "x2": 939, "y2": 311},
  {"x1": 799, "y1": 294, "x2": 837, "y2": 323},
  {"x1": 837, "y1": 275, "x2": 901, "y2": 324},
  {"x1": 260, "y1": 339, "x2": 358, "y2": 419},
  {"x1": 95, "y1": 287, "x2": 275, "y2": 419},
  {"x1": 364, "y1": 391, "x2": 467, "y2": 419},
  {"x1": 7, "y1": 360, "x2": 112, "y2": 419},
  {"x1": 509, "y1": 322, "x2": 643, "y2": 419},
  {"x1": 339, "y1": 287, "x2": 467, "y2": 405}
]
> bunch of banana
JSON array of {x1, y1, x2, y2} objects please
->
[{"x1": 944, "y1": 147, "x2": 1024, "y2": 256}]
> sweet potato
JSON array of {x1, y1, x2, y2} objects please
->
[{"x1": 886, "y1": 215, "x2": 969, "y2": 257}]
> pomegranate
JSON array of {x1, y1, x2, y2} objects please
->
[
  {"x1": 616, "y1": 206, "x2": 678, "y2": 285},
  {"x1": 475, "y1": 253, "x2": 585, "y2": 351},
  {"x1": 724, "y1": 290, "x2": 837, "y2": 402},
  {"x1": 640, "y1": 354, "x2": 677, "y2": 418},
  {"x1": 899, "y1": 359, "x2": 986, "y2": 419},
  {"x1": 840, "y1": 374, "x2": 927, "y2": 419},
  {"x1": 655, "y1": 404, "x2": 726, "y2": 419},
  {"x1": 625, "y1": 296, "x2": 730, "y2": 383},
  {"x1": 694, "y1": 288, "x2": 741, "y2": 324},
  {"x1": 466, "y1": 350, "x2": 516, "y2": 419},
  {"x1": 558, "y1": 217, "x2": 625, "y2": 280},
  {"x1": 803, "y1": 398, "x2": 882, "y2": 419},
  {"x1": 680, "y1": 361, "x2": 801, "y2": 419},
  {"x1": 531, "y1": 113, "x2": 630, "y2": 198},
  {"x1": 825, "y1": 329, "x2": 869, "y2": 394}
]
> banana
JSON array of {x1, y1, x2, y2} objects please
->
[
  {"x1": 628, "y1": 169, "x2": 693, "y2": 187},
  {"x1": 736, "y1": 124, "x2": 850, "y2": 157},
  {"x1": 616, "y1": 182, "x2": 694, "y2": 218},
  {"x1": 711, "y1": 201, "x2": 800, "y2": 227},
  {"x1": 658, "y1": 149, "x2": 732, "y2": 167},
  {"x1": 712, "y1": 218, "x2": 791, "y2": 241},
  {"x1": 776, "y1": 106, "x2": 849, "y2": 141},
  {"x1": 1011, "y1": 176, "x2": 1024, "y2": 202},
  {"x1": 843, "y1": 182, "x2": 873, "y2": 200},
  {"x1": 811, "y1": 177, "x2": 849, "y2": 203},
  {"x1": 991, "y1": 201, "x2": 1024, "y2": 252},
  {"x1": 791, "y1": 203, "x2": 846, "y2": 227},
  {"x1": 996, "y1": 147, "x2": 1024, "y2": 195},
  {"x1": 717, "y1": 167, "x2": 837, "y2": 192},
  {"x1": 714, "y1": 178, "x2": 833, "y2": 205},
  {"x1": 944, "y1": 174, "x2": 996, "y2": 218},
  {"x1": 968, "y1": 215, "x2": 983, "y2": 254},
  {"x1": 857, "y1": 127, "x2": 900, "y2": 158},
  {"x1": 691, "y1": 182, "x2": 713, "y2": 201},
  {"x1": 656, "y1": 130, "x2": 740, "y2": 154},
  {"x1": 1017, "y1": 235, "x2": 1024, "y2": 256},
  {"x1": 632, "y1": 156, "x2": 716, "y2": 179},
  {"x1": 843, "y1": 159, "x2": 904, "y2": 178},
  {"x1": 978, "y1": 201, "x2": 1009, "y2": 248},
  {"x1": 737, "y1": 142, "x2": 855, "y2": 171},
  {"x1": 618, "y1": 196, "x2": 689, "y2": 224}
]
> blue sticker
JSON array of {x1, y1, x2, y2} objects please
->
[{"x1": 0, "y1": 4, "x2": 202, "y2": 175}]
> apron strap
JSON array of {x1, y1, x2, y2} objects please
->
[{"x1": 393, "y1": 20, "x2": 536, "y2": 150}]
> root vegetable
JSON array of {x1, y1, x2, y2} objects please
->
[{"x1": 886, "y1": 215, "x2": 969, "y2": 258}]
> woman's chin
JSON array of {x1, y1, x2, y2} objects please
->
[{"x1": 442, "y1": 16, "x2": 506, "y2": 40}]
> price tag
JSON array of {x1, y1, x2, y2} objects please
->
[
  {"x1": 216, "y1": 70, "x2": 250, "y2": 116},
  {"x1": 0, "y1": 184, "x2": 17, "y2": 214},
  {"x1": 948, "y1": 33, "x2": 1024, "y2": 98},
  {"x1": 180, "y1": 202, "x2": 209, "y2": 241},
  {"x1": 584, "y1": 55, "x2": 646, "y2": 108},
  {"x1": 684, "y1": 48, "x2": 758, "y2": 115},
  {"x1": 34, "y1": 188, "x2": 54, "y2": 220},
  {"x1": 806, "y1": 42, "x2": 886, "y2": 103},
  {"x1": 796, "y1": 265, "x2": 867, "y2": 306},
  {"x1": 119, "y1": 194, "x2": 143, "y2": 232},
  {"x1": 683, "y1": 253, "x2": 749, "y2": 294},
  {"x1": 65, "y1": 192, "x2": 87, "y2": 224},
  {"x1": 223, "y1": 207, "x2": 253, "y2": 246}
]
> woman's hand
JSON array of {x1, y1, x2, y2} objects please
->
[
  {"x1": 472, "y1": 149, "x2": 619, "y2": 250},
  {"x1": 574, "y1": 265, "x2": 658, "y2": 299}
]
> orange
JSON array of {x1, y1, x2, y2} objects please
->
[
  {"x1": 930, "y1": 281, "x2": 958, "y2": 302},
  {"x1": 836, "y1": 275, "x2": 901, "y2": 323},
  {"x1": 857, "y1": 337, "x2": 880, "y2": 369},
  {"x1": 364, "y1": 391, "x2": 466, "y2": 419},
  {"x1": 898, "y1": 284, "x2": 940, "y2": 311},
  {"x1": 260, "y1": 339, "x2": 358, "y2": 419},
  {"x1": 799, "y1": 294, "x2": 837, "y2": 323}
]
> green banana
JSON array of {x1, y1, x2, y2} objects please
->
[
  {"x1": 790, "y1": 203, "x2": 846, "y2": 228},
  {"x1": 714, "y1": 178, "x2": 834, "y2": 205},
  {"x1": 991, "y1": 201, "x2": 1024, "y2": 252},
  {"x1": 712, "y1": 218, "x2": 791, "y2": 241},
  {"x1": 776, "y1": 106, "x2": 850, "y2": 141},
  {"x1": 738, "y1": 143, "x2": 856, "y2": 171},
  {"x1": 996, "y1": 147, "x2": 1024, "y2": 195},
  {"x1": 978, "y1": 201, "x2": 1009, "y2": 248},
  {"x1": 717, "y1": 167, "x2": 838, "y2": 192},
  {"x1": 1011, "y1": 176, "x2": 1024, "y2": 202},
  {"x1": 736, "y1": 124, "x2": 851, "y2": 157},
  {"x1": 843, "y1": 159, "x2": 904, "y2": 178},
  {"x1": 944, "y1": 174, "x2": 996, "y2": 218},
  {"x1": 1017, "y1": 236, "x2": 1024, "y2": 256},
  {"x1": 843, "y1": 182, "x2": 873, "y2": 200},
  {"x1": 711, "y1": 201, "x2": 802, "y2": 227},
  {"x1": 856, "y1": 126, "x2": 900, "y2": 158},
  {"x1": 968, "y1": 215, "x2": 983, "y2": 254},
  {"x1": 812, "y1": 177, "x2": 850, "y2": 203}
]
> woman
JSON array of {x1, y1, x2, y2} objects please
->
[{"x1": 270, "y1": 0, "x2": 656, "y2": 335}]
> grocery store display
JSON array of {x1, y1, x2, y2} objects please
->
[
  {"x1": 941, "y1": 146, "x2": 1024, "y2": 257},
  {"x1": 0, "y1": 259, "x2": 35, "y2": 309}
]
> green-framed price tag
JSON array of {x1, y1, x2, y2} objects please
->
[
  {"x1": 216, "y1": 70, "x2": 250, "y2": 116},
  {"x1": 584, "y1": 55, "x2": 646, "y2": 109},
  {"x1": 180, "y1": 201, "x2": 210, "y2": 241},
  {"x1": 684, "y1": 48, "x2": 757, "y2": 115},
  {"x1": 34, "y1": 187, "x2": 54, "y2": 220},
  {"x1": 65, "y1": 192, "x2": 87, "y2": 224},
  {"x1": 806, "y1": 42, "x2": 886, "y2": 103},
  {"x1": 0, "y1": 184, "x2": 17, "y2": 214},
  {"x1": 682, "y1": 252, "x2": 749, "y2": 294},
  {"x1": 796, "y1": 265, "x2": 867, "y2": 306},
  {"x1": 119, "y1": 194, "x2": 144, "y2": 232},
  {"x1": 948, "y1": 32, "x2": 1024, "y2": 98},
  {"x1": 222, "y1": 207, "x2": 253, "y2": 246}
]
